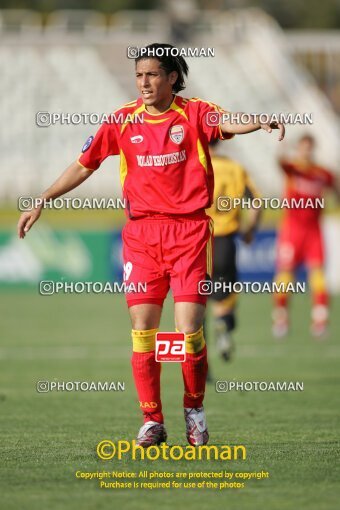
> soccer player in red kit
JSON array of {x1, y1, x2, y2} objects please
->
[
  {"x1": 18, "y1": 43, "x2": 285, "y2": 446},
  {"x1": 273, "y1": 134, "x2": 339, "y2": 338}
]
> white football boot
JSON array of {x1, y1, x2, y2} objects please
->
[
  {"x1": 272, "y1": 306, "x2": 289, "y2": 338},
  {"x1": 184, "y1": 407, "x2": 209, "y2": 446},
  {"x1": 136, "y1": 421, "x2": 167, "y2": 447}
]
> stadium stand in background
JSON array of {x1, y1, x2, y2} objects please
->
[{"x1": 1, "y1": 7, "x2": 340, "y2": 200}]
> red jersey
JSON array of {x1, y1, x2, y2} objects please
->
[
  {"x1": 78, "y1": 96, "x2": 233, "y2": 218},
  {"x1": 280, "y1": 159, "x2": 334, "y2": 223}
]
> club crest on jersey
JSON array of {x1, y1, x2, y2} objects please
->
[
  {"x1": 169, "y1": 124, "x2": 184, "y2": 144},
  {"x1": 82, "y1": 136, "x2": 93, "y2": 152},
  {"x1": 130, "y1": 135, "x2": 143, "y2": 144}
]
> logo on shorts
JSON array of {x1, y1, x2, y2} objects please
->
[
  {"x1": 130, "y1": 135, "x2": 143, "y2": 144},
  {"x1": 155, "y1": 332, "x2": 186, "y2": 362},
  {"x1": 123, "y1": 262, "x2": 133, "y2": 281},
  {"x1": 169, "y1": 125, "x2": 184, "y2": 144},
  {"x1": 82, "y1": 136, "x2": 93, "y2": 152}
]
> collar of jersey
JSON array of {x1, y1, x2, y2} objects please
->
[
  {"x1": 293, "y1": 158, "x2": 314, "y2": 171},
  {"x1": 137, "y1": 95, "x2": 177, "y2": 117}
]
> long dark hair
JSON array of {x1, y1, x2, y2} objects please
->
[{"x1": 135, "y1": 43, "x2": 189, "y2": 93}]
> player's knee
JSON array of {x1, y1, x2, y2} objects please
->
[
  {"x1": 178, "y1": 320, "x2": 203, "y2": 336},
  {"x1": 132, "y1": 319, "x2": 156, "y2": 331},
  {"x1": 129, "y1": 303, "x2": 162, "y2": 331}
]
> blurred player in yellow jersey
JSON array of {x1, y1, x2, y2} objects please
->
[{"x1": 206, "y1": 139, "x2": 262, "y2": 362}]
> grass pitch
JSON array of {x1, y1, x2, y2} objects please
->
[{"x1": 0, "y1": 291, "x2": 339, "y2": 510}]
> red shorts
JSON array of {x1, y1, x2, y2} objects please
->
[
  {"x1": 122, "y1": 211, "x2": 213, "y2": 307},
  {"x1": 276, "y1": 220, "x2": 324, "y2": 271}
]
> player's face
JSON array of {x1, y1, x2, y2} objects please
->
[
  {"x1": 135, "y1": 59, "x2": 177, "y2": 110},
  {"x1": 297, "y1": 138, "x2": 314, "y2": 161}
]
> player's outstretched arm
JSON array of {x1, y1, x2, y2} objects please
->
[
  {"x1": 221, "y1": 113, "x2": 285, "y2": 141},
  {"x1": 17, "y1": 161, "x2": 93, "y2": 239}
]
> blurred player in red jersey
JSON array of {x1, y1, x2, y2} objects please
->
[
  {"x1": 273, "y1": 134, "x2": 339, "y2": 338},
  {"x1": 18, "y1": 43, "x2": 285, "y2": 447}
]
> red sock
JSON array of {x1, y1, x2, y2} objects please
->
[
  {"x1": 131, "y1": 351, "x2": 163, "y2": 423},
  {"x1": 314, "y1": 291, "x2": 328, "y2": 307},
  {"x1": 182, "y1": 345, "x2": 208, "y2": 408},
  {"x1": 274, "y1": 294, "x2": 288, "y2": 308}
]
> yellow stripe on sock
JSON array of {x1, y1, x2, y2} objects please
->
[
  {"x1": 132, "y1": 328, "x2": 158, "y2": 353},
  {"x1": 275, "y1": 271, "x2": 294, "y2": 296},
  {"x1": 177, "y1": 326, "x2": 205, "y2": 354},
  {"x1": 309, "y1": 267, "x2": 327, "y2": 295}
]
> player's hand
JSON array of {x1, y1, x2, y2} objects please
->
[
  {"x1": 17, "y1": 206, "x2": 42, "y2": 239},
  {"x1": 260, "y1": 119, "x2": 285, "y2": 141}
]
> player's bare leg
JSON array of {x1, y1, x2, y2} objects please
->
[
  {"x1": 175, "y1": 302, "x2": 209, "y2": 446},
  {"x1": 212, "y1": 294, "x2": 237, "y2": 361},
  {"x1": 308, "y1": 265, "x2": 329, "y2": 338},
  {"x1": 175, "y1": 302, "x2": 206, "y2": 333},
  {"x1": 129, "y1": 303, "x2": 162, "y2": 330},
  {"x1": 129, "y1": 303, "x2": 167, "y2": 446}
]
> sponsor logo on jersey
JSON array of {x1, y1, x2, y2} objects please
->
[
  {"x1": 136, "y1": 150, "x2": 187, "y2": 167},
  {"x1": 130, "y1": 135, "x2": 143, "y2": 144},
  {"x1": 82, "y1": 135, "x2": 93, "y2": 152},
  {"x1": 169, "y1": 124, "x2": 184, "y2": 144}
]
